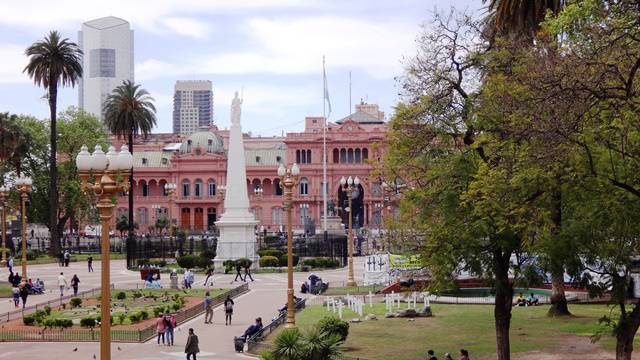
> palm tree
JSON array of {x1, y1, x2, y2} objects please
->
[
  {"x1": 24, "y1": 31, "x2": 83, "y2": 256},
  {"x1": 103, "y1": 80, "x2": 156, "y2": 268},
  {"x1": 484, "y1": 0, "x2": 563, "y2": 39}
]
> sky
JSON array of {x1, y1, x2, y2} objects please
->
[{"x1": 0, "y1": 0, "x2": 480, "y2": 136}]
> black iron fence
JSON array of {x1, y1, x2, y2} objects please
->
[
  {"x1": 246, "y1": 298, "x2": 306, "y2": 354},
  {"x1": 130, "y1": 235, "x2": 217, "y2": 267}
]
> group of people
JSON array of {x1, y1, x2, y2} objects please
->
[
  {"x1": 56, "y1": 272, "x2": 80, "y2": 297},
  {"x1": 8, "y1": 273, "x2": 45, "y2": 308},
  {"x1": 58, "y1": 250, "x2": 71, "y2": 267},
  {"x1": 300, "y1": 273, "x2": 326, "y2": 295},
  {"x1": 233, "y1": 263, "x2": 254, "y2": 282},
  {"x1": 427, "y1": 349, "x2": 470, "y2": 360},
  {"x1": 156, "y1": 312, "x2": 177, "y2": 346},
  {"x1": 183, "y1": 269, "x2": 195, "y2": 289},
  {"x1": 515, "y1": 293, "x2": 540, "y2": 307}
]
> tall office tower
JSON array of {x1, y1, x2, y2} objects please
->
[
  {"x1": 173, "y1": 80, "x2": 214, "y2": 135},
  {"x1": 78, "y1": 16, "x2": 134, "y2": 120}
]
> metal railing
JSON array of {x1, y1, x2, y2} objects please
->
[
  {"x1": 246, "y1": 298, "x2": 306, "y2": 353},
  {"x1": 0, "y1": 283, "x2": 249, "y2": 343},
  {"x1": 0, "y1": 285, "x2": 112, "y2": 325}
]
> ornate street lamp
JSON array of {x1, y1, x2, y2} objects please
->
[
  {"x1": 340, "y1": 176, "x2": 360, "y2": 287},
  {"x1": 76, "y1": 144, "x2": 132, "y2": 360},
  {"x1": 164, "y1": 183, "x2": 177, "y2": 255},
  {"x1": 0, "y1": 185, "x2": 8, "y2": 266},
  {"x1": 277, "y1": 162, "x2": 300, "y2": 328},
  {"x1": 15, "y1": 176, "x2": 32, "y2": 280}
]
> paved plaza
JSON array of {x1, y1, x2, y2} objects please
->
[{"x1": 0, "y1": 258, "x2": 364, "y2": 359}]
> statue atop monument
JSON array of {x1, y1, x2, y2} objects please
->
[{"x1": 231, "y1": 91, "x2": 242, "y2": 126}]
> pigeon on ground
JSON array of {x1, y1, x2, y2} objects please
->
[
  {"x1": 117, "y1": 346, "x2": 121, "y2": 351},
  {"x1": 73, "y1": 348, "x2": 78, "y2": 351},
  {"x1": 93, "y1": 355, "x2": 96, "y2": 359}
]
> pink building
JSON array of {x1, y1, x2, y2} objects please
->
[{"x1": 114, "y1": 102, "x2": 389, "y2": 234}]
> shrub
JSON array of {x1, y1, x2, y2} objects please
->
[
  {"x1": 43, "y1": 305, "x2": 51, "y2": 315},
  {"x1": 223, "y1": 260, "x2": 235, "y2": 273},
  {"x1": 117, "y1": 313, "x2": 127, "y2": 324},
  {"x1": 150, "y1": 260, "x2": 167, "y2": 267},
  {"x1": 54, "y1": 319, "x2": 73, "y2": 328},
  {"x1": 176, "y1": 255, "x2": 199, "y2": 269},
  {"x1": 200, "y1": 249, "x2": 216, "y2": 260},
  {"x1": 128, "y1": 314, "x2": 139, "y2": 323},
  {"x1": 95, "y1": 315, "x2": 114, "y2": 325},
  {"x1": 80, "y1": 317, "x2": 96, "y2": 328},
  {"x1": 138, "y1": 310, "x2": 149, "y2": 320},
  {"x1": 235, "y1": 258, "x2": 253, "y2": 268},
  {"x1": 317, "y1": 317, "x2": 349, "y2": 341},
  {"x1": 70, "y1": 297, "x2": 82, "y2": 308},
  {"x1": 313, "y1": 257, "x2": 340, "y2": 269},
  {"x1": 23, "y1": 315, "x2": 35, "y2": 326},
  {"x1": 301, "y1": 258, "x2": 316, "y2": 267},
  {"x1": 43, "y1": 319, "x2": 55, "y2": 328},
  {"x1": 132, "y1": 291, "x2": 143, "y2": 299},
  {"x1": 116, "y1": 291, "x2": 126, "y2": 300},
  {"x1": 153, "y1": 307, "x2": 164, "y2": 317},
  {"x1": 259, "y1": 256, "x2": 279, "y2": 268},
  {"x1": 197, "y1": 255, "x2": 212, "y2": 269},
  {"x1": 257, "y1": 249, "x2": 283, "y2": 258},
  {"x1": 278, "y1": 254, "x2": 299, "y2": 267}
]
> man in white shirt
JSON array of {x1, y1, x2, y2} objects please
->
[
  {"x1": 8, "y1": 257, "x2": 13, "y2": 274},
  {"x1": 57, "y1": 272, "x2": 67, "y2": 297}
]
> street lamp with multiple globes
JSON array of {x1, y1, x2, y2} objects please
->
[
  {"x1": 253, "y1": 186, "x2": 264, "y2": 248},
  {"x1": 76, "y1": 144, "x2": 133, "y2": 360},
  {"x1": 0, "y1": 185, "x2": 9, "y2": 266},
  {"x1": 340, "y1": 176, "x2": 360, "y2": 287},
  {"x1": 164, "y1": 183, "x2": 177, "y2": 254},
  {"x1": 277, "y1": 162, "x2": 300, "y2": 328},
  {"x1": 15, "y1": 176, "x2": 32, "y2": 280}
]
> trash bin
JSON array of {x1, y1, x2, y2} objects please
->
[
  {"x1": 170, "y1": 270, "x2": 178, "y2": 290},
  {"x1": 234, "y1": 336, "x2": 245, "y2": 352}
]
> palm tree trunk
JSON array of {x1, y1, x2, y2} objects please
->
[
  {"x1": 48, "y1": 82, "x2": 60, "y2": 257},
  {"x1": 127, "y1": 131, "x2": 134, "y2": 268},
  {"x1": 494, "y1": 247, "x2": 513, "y2": 360}
]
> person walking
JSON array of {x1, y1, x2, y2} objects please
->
[
  {"x1": 233, "y1": 263, "x2": 244, "y2": 282},
  {"x1": 58, "y1": 251, "x2": 64, "y2": 267},
  {"x1": 19, "y1": 283, "x2": 28, "y2": 308},
  {"x1": 12, "y1": 272, "x2": 21, "y2": 287},
  {"x1": 203, "y1": 268, "x2": 214, "y2": 287},
  {"x1": 224, "y1": 295, "x2": 234, "y2": 325},
  {"x1": 57, "y1": 272, "x2": 67, "y2": 297},
  {"x1": 11, "y1": 286, "x2": 19, "y2": 308},
  {"x1": 71, "y1": 274, "x2": 80, "y2": 296},
  {"x1": 156, "y1": 314, "x2": 166, "y2": 345},
  {"x1": 7, "y1": 257, "x2": 13, "y2": 274},
  {"x1": 63, "y1": 250, "x2": 70, "y2": 267},
  {"x1": 243, "y1": 264, "x2": 254, "y2": 282},
  {"x1": 164, "y1": 313, "x2": 175, "y2": 346},
  {"x1": 184, "y1": 328, "x2": 200, "y2": 360},
  {"x1": 204, "y1": 291, "x2": 213, "y2": 324},
  {"x1": 87, "y1": 256, "x2": 93, "y2": 272}
]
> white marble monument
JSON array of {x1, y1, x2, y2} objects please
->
[{"x1": 214, "y1": 92, "x2": 259, "y2": 270}]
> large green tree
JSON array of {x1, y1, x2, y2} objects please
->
[
  {"x1": 23, "y1": 30, "x2": 83, "y2": 255},
  {"x1": 103, "y1": 80, "x2": 156, "y2": 268}
]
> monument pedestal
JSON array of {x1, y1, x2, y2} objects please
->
[
  {"x1": 323, "y1": 216, "x2": 345, "y2": 233},
  {"x1": 213, "y1": 219, "x2": 259, "y2": 272}
]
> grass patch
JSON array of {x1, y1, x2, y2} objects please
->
[
  {"x1": 322, "y1": 284, "x2": 386, "y2": 296},
  {"x1": 268, "y1": 303, "x2": 620, "y2": 360},
  {"x1": 0, "y1": 284, "x2": 13, "y2": 298}
]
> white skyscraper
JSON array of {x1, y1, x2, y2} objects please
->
[
  {"x1": 173, "y1": 80, "x2": 214, "y2": 135},
  {"x1": 78, "y1": 16, "x2": 134, "y2": 120}
]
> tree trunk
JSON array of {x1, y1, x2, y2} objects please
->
[
  {"x1": 48, "y1": 83, "x2": 60, "y2": 257},
  {"x1": 494, "y1": 248, "x2": 513, "y2": 360},
  {"x1": 616, "y1": 300, "x2": 640, "y2": 360},
  {"x1": 548, "y1": 271, "x2": 571, "y2": 316},
  {"x1": 127, "y1": 132, "x2": 134, "y2": 268}
]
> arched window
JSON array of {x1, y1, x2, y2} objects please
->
[
  {"x1": 355, "y1": 148, "x2": 361, "y2": 163},
  {"x1": 306, "y1": 150, "x2": 312, "y2": 163},
  {"x1": 299, "y1": 177, "x2": 309, "y2": 196},
  {"x1": 194, "y1": 179, "x2": 203, "y2": 197},
  {"x1": 208, "y1": 179, "x2": 216, "y2": 197},
  {"x1": 296, "y1": 150, "x2": 301, "y2": 164},
  {"x1": 333, "y1": 149, "x2": 339, "y2": 163},
  {"x1": 340, "y1": 149, "x2": 347, "y2": 163},
  {"x1": 274, "y1": 178, "x2": 283, "y2": 196},
  {"x1": 347, "y1": 148, "x2": 354, "y2": 163},
  {"x1": 363, "y1": 148, "x2": 368, "y2": 160},
  {"x1": 141, "y1": 180, "x2": 148, "y2": 197},
  {"x1": 182, "y1": 179, "x2": 191, "y2": 197}
]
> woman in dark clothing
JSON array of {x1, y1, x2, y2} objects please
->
[
  {"x1": 224, "y1": 295, "x2": 234, "y2": 325},
  {"x1": 71, "y1": 274, "x2": 80, "y2": 296},
  {"x1": 19, "y1": 284, "x2": 28, "y2": 308},
  {"x1": 184, "y1": 328, "x2": 199, "y2": 360}
]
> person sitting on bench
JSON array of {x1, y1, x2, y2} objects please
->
[{"x1": 241, "y1": 317, "x2": 263, "y2": 341}]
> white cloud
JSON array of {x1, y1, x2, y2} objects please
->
[
  {"x1": 136, "y1": 16, "x2": 417, "y2": 80},
  {"x1": 0, "y1": 44, "x2": 30, "y2": 83},
  {"x1": 161, "y1": 17, "x2": 212, "y2": 39}
]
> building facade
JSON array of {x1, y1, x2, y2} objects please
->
[
  {"x1": 78, "y1": 16, "x2": 134, "y2": 120},
  {"x1": 173, "y1": 80, "x2": 214, "y2": 135},
  {"x1": 114, "y1": 102, "x2": 389, "y2": 235}
]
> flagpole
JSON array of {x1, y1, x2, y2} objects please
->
[{"x1": 322, "y1": 56, "x2": 328, "y2": 236}]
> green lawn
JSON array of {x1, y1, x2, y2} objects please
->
[
  {"x1": 270, "y1": 303, "x2": 620, "y2": 360},
  {"x1": 44, "y1": 288, "x2": 226, "y2": 326},
  {"x1": 0, "y1": 284, "x2": 12, "y2": 298},
  {"x1": 12, "y1": 253, "x2": 127, "y2": 265},
  {"x1": 322, "y1": 284, "x2": 386, "y2": 296}
]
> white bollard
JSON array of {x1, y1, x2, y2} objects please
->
[
  {"x1": 368, "y1": 291, "x2": 374, "y2": 308},
  {"x1": 338, "y1": 301, "x2": 343, "y2": 320}
]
